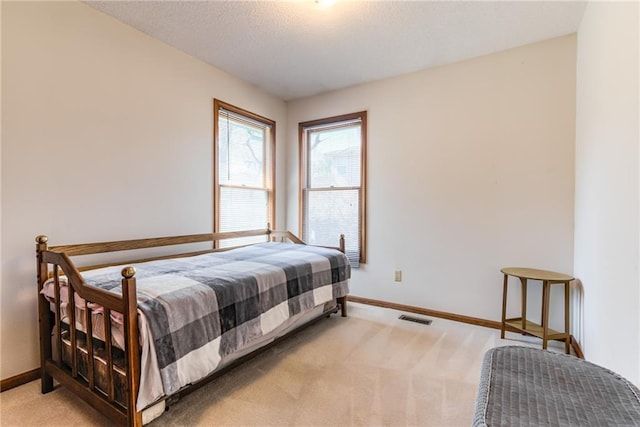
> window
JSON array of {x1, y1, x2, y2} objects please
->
[
  {"x1": 299, "y1": 111, "x2": 367, "y2": 265},
  {"x1": 214, "y1": 99, "x2": 275, "y2": 247}
]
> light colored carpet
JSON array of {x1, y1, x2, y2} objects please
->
[{"x1": 0, "y1": 302, "x2": 568, "y2": 426}]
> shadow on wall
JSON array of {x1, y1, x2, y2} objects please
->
[{"x1": 571, "y1": 278, "x2": 584, "y2": 351}]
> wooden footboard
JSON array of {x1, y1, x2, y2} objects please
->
[
  {"x1": 36, "y1": 228, "x2": 348, "y2": 426},
  {"x1": 37, "y1": 235, "x2": 142, "y2": 426}
]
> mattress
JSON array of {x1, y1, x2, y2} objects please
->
[{"x1": 473, "y1": 346, "x2": 640, "y2": 426}]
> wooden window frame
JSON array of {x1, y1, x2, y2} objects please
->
[
  {"x1": 213, "y1": 99, "x2": 276, "y2": 246},
  {"x1": 298, "y1": 111, "x2": 367, "y2": 264}
]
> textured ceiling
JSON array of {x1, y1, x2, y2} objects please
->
[{"x1": 85, "y1": 1, "x2": 587, "y2": 101}]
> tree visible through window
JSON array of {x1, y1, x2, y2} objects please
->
[
  {"x1": 299, "y1": 112, "x2": 367, "y2": 265},
  {"x1": 214, "y1": 100, "x2": 275, "y2": 247}
]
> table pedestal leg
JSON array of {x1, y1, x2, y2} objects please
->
[
  {"x1": 565, "y1": 281, "x2": 570, "y2": 354},
  {"x1": 541, "y1": 281, "x2": 550, "y2": 350},
  {"x1": 500, "y1": 274, "x2": 508, "y2": 339},
  {"x1": 520, "y1": 277, "x2": 527, "y2": 333}
]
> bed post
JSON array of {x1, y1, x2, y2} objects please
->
[
  {"x1": 36, "y1": 235, "x2": 54, "y2": 393},
  {"x1": 338, "y1": 234, "x2": 347, "y2": 317},
  {"x1": 121, "y1": 267, "x2": 143, "y2": 427},
  {"x1": 337, "y1": 296, "x2": 348, "y2": 317}
]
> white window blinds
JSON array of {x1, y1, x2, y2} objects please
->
[
  {"x1": 215, "y1": 101, "x2": 274, "y2": 247},
  {"x1": 300, "y1": 113, "x2": 367, "y2": 266}
]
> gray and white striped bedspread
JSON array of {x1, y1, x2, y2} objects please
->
[
  {"x1": 80, "y1": 242, "x2": 350, "y2": 407},
  {"x1": 473, "y1": 346, "x2": 640, "y2": 426}
]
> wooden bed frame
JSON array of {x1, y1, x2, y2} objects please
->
[{"x1": 36, "y1": 228, "x2": 348, "y2": 426}]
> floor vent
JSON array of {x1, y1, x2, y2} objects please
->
[{"x1": 399, "y1": 314, "x2": 432, "y2": 325}]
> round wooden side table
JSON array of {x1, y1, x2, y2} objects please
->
[{"x1": 500, "y1": 267, "x2": 574, "y2": 354}]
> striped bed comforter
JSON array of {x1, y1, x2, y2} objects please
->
[{"x1": 44, "y1": 242, "x2": 350, "y2": 409}]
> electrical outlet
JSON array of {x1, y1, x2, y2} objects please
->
[{"x1": 394, "y1": 269, "x2": 402, "y2": 282}]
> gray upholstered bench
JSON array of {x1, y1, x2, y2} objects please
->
[{"x1": 473, "y1": 346, "x2": 640, "y2": 426}]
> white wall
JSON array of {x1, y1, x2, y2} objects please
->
[
  {"x1": 0, "y1": 1, "x2": 4, "y2": 376},
  {"x1": 575, "y1": 1, "x2": 639, "y2": 385},
  {"x1": 1, "y1": 1, "x2": 286, "y2": 380},
  {"x1": 287, "y1": 36, "x2": 577, "y2": 329},
  {"x1": 7, "y1": 1, "x2": 620, "y2": 386}
]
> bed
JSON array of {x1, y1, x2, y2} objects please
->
[{"x1": 36, "y1": 228, "x2": 350, "y2": 426}]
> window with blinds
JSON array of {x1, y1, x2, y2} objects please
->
[
  {"x1": 214, "y1": 100, "x2": 275, "y2": 248},
  {"x1": 299, "y1": 112, "x2": 367, "y2": 266}
]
